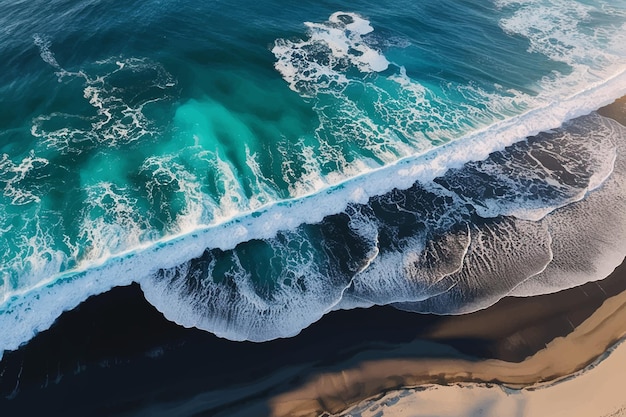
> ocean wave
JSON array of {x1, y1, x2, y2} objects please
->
[
  {"x1": 2, "y1": 106, "x2": 625, "y2": 357},
  {"x1": 2, "y1": 2, "x2": 626, "y2": 358}
]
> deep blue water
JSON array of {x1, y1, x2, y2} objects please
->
[{"x1": 1, "y1": 0, "x2": 626, "y2": 354}]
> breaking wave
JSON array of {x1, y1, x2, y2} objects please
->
[{"x1": 1, "y1": 2, "x2": 626, "y2": 359}]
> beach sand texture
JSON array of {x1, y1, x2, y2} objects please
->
[
  {"x1": 267, "y1": 96, "x2": 626, "y2": 417},
  {"x1": 336, "y1": 340, "x2": 626, "y2": 417},
  {"x1": 1, "y1": 3, "x2": 626, "y2": 416},
  {"x1": 270, "y1": 261, "x2": 626, "y2": 417},
  {"x1": 1, "y1": 99, "x2": 625, "y2": 417}
]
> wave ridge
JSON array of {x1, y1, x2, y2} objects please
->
[{"x1": 1, "y1": 76, "x2": 625, "y2": 357}]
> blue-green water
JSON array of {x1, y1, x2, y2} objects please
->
[{"x1": 1, "y1": 0, "x2": 626, "y2": 353}]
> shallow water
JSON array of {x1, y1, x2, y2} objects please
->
[{"x1": 1, "y1": 0, "x2": 626, "y2": 354}]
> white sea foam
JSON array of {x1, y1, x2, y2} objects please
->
[
  {"x1": 140, "y1": 153, "x2": 215, "y2": 233},
  {"x1": 33, "y1": 34, "x2": 62, "y2": 70},
  {"x1": 271, "y1": 12, "x2": 528, "y2": 217},
  {"x1": 511, "y1": 115, "x2": 626, "y2": 296},
  {"x1": 393, "y1": 217, "x2": 555, "y2": 314},
  {"x1": 2, "y1": 73, "x2": 626, "y2": 359},
  {"x1": 30, "y1": 47, "x2": 177, "y2": 153},
  {"x1": 438, "y1": 120, "x2": 620, "y2": 221},
  {"x1": 244, "y1": 146, "x2": 281, "y2": 209},
  {"x1": 270, "y1": 7, "x2": 626, "y2": 196},
  {"x1": 278, "y1": 139, "x2": 327, "y2": 197},
  {"x1": 2, "y1": 5, "x2": 626, "y2": 358},
  {"x1": 336, "y1": 229, "x2": 472, "y2": 311},
  {"x1": 0, "y1": 151, "x2": 48, "y2": 206},
  {"x1": 497, "y1": 0, "x2": 626, "y2": 98},
  {"x1": 140, "y1": 228, "x2": 354, "y2": 341},
  {"x1": 76, "y1": 182, "x2": 155, "y2": 262},
  {"x1": 0, "y1": 152, "x2": 73, "y2": 298},
  {"x1": 272, "y1": 12, "x2": 389, "y2": 96}
]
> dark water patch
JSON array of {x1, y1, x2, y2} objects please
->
[
  {"x1": 140, "y1": 112, "x2": 624, "y2": 342},
  {"x1": 2, "y1": 260, "x2": 625, "y2": 416}
]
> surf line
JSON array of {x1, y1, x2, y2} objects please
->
[
  {"x1": 5, "y1": 67, "x2": 626, "y2": 306},
  {"x1": 1, "y1": 68, "x2": 626, "y2": 358}
]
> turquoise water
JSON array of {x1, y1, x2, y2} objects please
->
[{"x1": 1, "y1": 0, "x2": 626, "y2": 353}]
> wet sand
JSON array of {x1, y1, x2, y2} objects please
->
[
  {"x1": 267, "y1": 96, "x2": 626, "y2": 417},
  {"x1": 1, "y1": 98, "x2": 625, "y2": 417},
  {"x1": 0, "y1": 259, "x2": 624, "y2": 416},
  {"x1": 337, "y1": 340, "x2": 626, "y2": 417},
  {"x1": 269, "y1": 260, "x2": 626, "y2": 416}
]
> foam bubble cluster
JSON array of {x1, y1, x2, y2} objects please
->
[
  {"x1": 2, "y1": 2, "x2": 626, "y2": 358},
  {"x1": 497, "y1": 0, "x2": 626, "y2": 96},
  {"x1": 272, "y1": 12, "x2": 389, "y2": 96},
  {"x1": 142, "y1": 113, "x2": 626, "y2": 341},
  {"x1": 30, "y1": 55, "x2": 177, "y2": 152}
]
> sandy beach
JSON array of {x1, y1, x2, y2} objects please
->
[
  {"x1": 337, "y1": 340, "x2": 626, "y2": 417},
  {"x1": 4, "y1": 252, "x2": 623, "y2": 417},
  {"x1": 1, "y1": 99, "x2": 625, "y2": 417},
  {"x1": 272, "y1": 264, "x2": 626, "y2": 416},
  {"x1": 1, "y1": 2, "x2": 625, "y2": 416},
  {"x1": 267, "y1": 98, "x2": 626, "y2": 417}
]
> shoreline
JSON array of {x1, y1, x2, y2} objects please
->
[
  {"x1": 3, "y1": 73, "x2": 626, "y2": 358},
  {"x1": 269, "y1": 96, "x2": 626, "y2": 417},
  {"x1": 269, "y1": 260, "x2": 626, "y2": 417},
  {"x1": 1, "y1": 258, "x2": 624, "y2": 416},
  {"x1": 338, "y1": 338, "x2": 626, "y2": 417},
  {"x1": 1, "y1": 98, "x2": 625, "y2": 416}
]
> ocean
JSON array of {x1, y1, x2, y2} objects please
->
[{"x1": 1, "y1": 0, "x2": 626, "y2": 358}]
